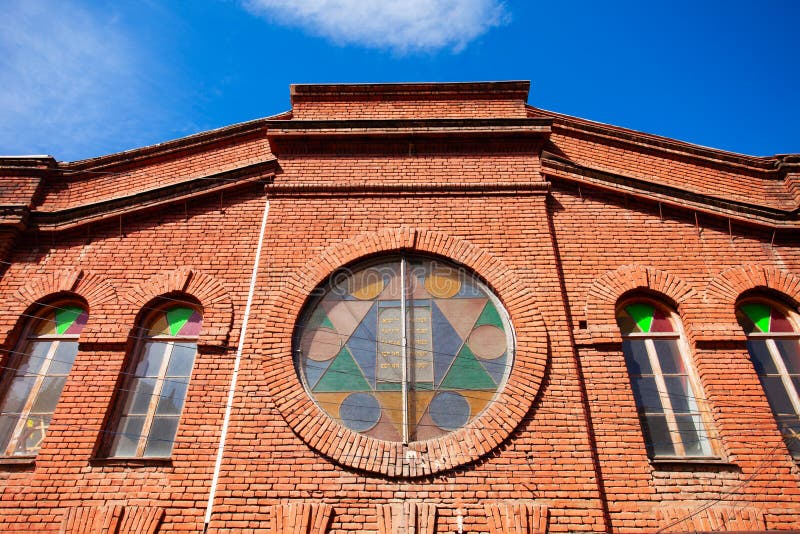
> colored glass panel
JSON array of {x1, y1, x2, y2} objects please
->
[
  {"x1": 624, "y1": 303, "x2": 655, "y2": 333},
  {"x1": 740, "y1": 302, "x2": 771, "y2": 333},
  {"x1": 295, "y1": 257, "x2": 513, "y2": 442}
]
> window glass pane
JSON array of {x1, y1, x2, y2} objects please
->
[
  {"x1": 775, "y1": 339, "x2": 800, "y2": 375},
  {"x1": 165, "y1": 343, "x2": 196, "y2": 377},
  {"x1": 17, "y1": 341, "x2": 51, "y2": 375},
  {"x1": 135, "y1": 342, "x2": 168, "y2": 377},
  {"x1": 793, "y1": 377, "x2": 800, "y2": 398},
  {"x1": 143, "y1": 417, "x2": 179, "y2": 457},
  {"x1": 12, "y1": 414, "x2": 51, "y2": 456},
  {"x1": 642, "y1": 414, "x2": 675, "y2": 457},
  {"x1": 1, "y1": 376, "x2": 37, "y2": 415},
  {"x1": 631, "y1": 376, "x2": 662, "y2": 412},
  {"x1": 664, "y1": 376, "x2": 695, "y2": 413},
  {"x1": 776, "y1": 416, "x2": 800, "y2": 457},
  {"x1": 155, "y1": 379, "x2": 188, "y2": 415},
  {"x1": 48, "y1": 342, "x2": 79, "y2": 375},
  {"x1": 759, "y1": 376, "x2": 795, "y2": 414},
  {"x1": 675, "y1": 414, "x2": 710, "y2": 456},
  {"x1": 30, "y1": 376, "x2": 66, "y2": 414},
  {"x1": 622, "y1": 340, "x2": 652, "y2": 374},
  {"x1": 109, "y1": 416, "x2": 145, "y2": 457},
  {"x1": 122, "y1": 378, "x2": 156, "y2": 415},
  {"x1": 0, "y1": 414, "x2": 18, "y2": 452},
  {"x1": 653, "y1": 339, "x2": 685, "y2": 374},
  {"x1": 747, "y1": 339, "x2": 777, "y2": 374}
]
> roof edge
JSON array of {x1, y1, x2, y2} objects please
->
[
  {"x1": 291, "y1": 81, "x2": 530, "y2": 103},
  {"x1": 59, "y1": 110, "x2": 289, "y2": 171},
  {"x1": 529, "y1": 105, "x2": 798, "y2": 172}
]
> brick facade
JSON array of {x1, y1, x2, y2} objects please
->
[{"x1": 0, "y1": 81, "x2": 798, "y2": 532}]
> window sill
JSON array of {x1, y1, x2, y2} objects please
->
[
  {"x1": 0, "y1": 456, "x2": 35, "y2": 467},
  {"x1": 89, "y1": 457, "x2": 172, "y2": 468},
  {"x1": 650, "y1": 456, "x2": 737, "y2": 468}
]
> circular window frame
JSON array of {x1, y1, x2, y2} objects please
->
[
  {"x1": 293, "y1": 254, "x2": 516, "y2": 444},
  {"x1": 264, "y1": 235, "x2": 548, "y2": 478}
]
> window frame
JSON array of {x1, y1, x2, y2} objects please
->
[
  {"x1": 0, "y1": 300, "x2": 86, "y2": 457},
  {"x1": 617, "y1": 298, "x2": 718, "y2": 459},
  {"x1": 738, "y1": 297, "x2": 800, "y2": 459},
  {"x1": 103, "y1": 303, "x2": 200, "y2": 459}
]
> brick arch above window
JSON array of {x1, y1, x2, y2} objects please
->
[
  {"x1": 120, "y1": 269, "x2": 234, "y2": 347},
  {"x1": 1, "y1": 269, "x2": 119, "y2": 346},
  {"x1": 263, "y1": 227, "x2": 548, "y2": 478},
  {"x1": 585, "y1": 265, "x2": 697, "y2": 344},
  {"x1": 701, "y1": 264, "x2": 800, "y2": 341}
]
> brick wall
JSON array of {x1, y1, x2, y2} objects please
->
[{"x1": 0, "y1": 82, "x2": 797, "y2": 533}]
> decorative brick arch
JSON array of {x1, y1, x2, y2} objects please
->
[
  {"x1": 585, "y1": 264, "x2": 697, "y2": 343},
  {"x1": 260, "y1": 227, "x2": 548, "y2": 478},
  {"x1": 121, "y1": 269, "x2": 234, "y2": 347},
  {"x1": 0, "y1": 269, "x2": 119, "y2": 347},
  {"x1": 702, "y1": 264, "x2": 800, "y2": 339}
]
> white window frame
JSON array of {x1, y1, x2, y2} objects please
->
[
  {"x1": 0, "y1": 303, "x2": 83, "y2": 457},
  {"x1": 739, "y1": 299, "x2": 800, "y2": 457},
  {"x1": 619, "y1": 299, "x2": 717, "y2": 458}
]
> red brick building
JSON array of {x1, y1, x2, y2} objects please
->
[{"x1": 0, "y1": 81, "x2": 799, "y2": 533}]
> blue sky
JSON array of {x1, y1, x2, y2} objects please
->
[{"x1": 1, "y1": 0, "x2": 798, "y2": 162}]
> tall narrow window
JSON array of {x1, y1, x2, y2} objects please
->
[
  {"x1": 0, "y1": 303, "x2": 87, "y2": 456},
  {"x1": 617, "y1": 301, "x2": 713, "y2": 458},
  {"x1": 107, "y1": 306, "x2": 201, "y2": 458},
  {"x1": 737, "y1": 300, "x2": 800, "y2": 458}
]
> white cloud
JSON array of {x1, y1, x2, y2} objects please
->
[
  {"x1": 243, "y1": 0, "x2": 509, "y2": 53},
  {"x1": 0, "y1": 1, "x2": 170, "y2": 160}
]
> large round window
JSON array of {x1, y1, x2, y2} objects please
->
[{"x1": 294, "y1": 256, "x2": 514, "y2": 443}]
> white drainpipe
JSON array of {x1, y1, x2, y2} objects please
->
[{"x1": 204, "y1": 195, "x2": 270, "y2": 529}]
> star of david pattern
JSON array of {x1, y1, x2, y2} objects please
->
[{"x1": 297, "y1": 258, "x2": 512, "y2": 442}]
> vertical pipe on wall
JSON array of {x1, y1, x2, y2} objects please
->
[
  {"x1": 400, "y1": 256, "x2": 409, "y2": 444},
  {"x1": 203, "y1": 194, "x2": 270, "y2": 529}
]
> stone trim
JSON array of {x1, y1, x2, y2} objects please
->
[
  {"x1": 263, "y1": 227, "x2": 548, "y2": 477},
  {"x1": 484, "y1": 501, "x2": 548, "y2": 534},
  {"x1": 585, "y1": 264, "x2": 697, "y2": 344},
  {"x1": 376, "y1": 502, "x2": 436, "y2": 534},
  {"x1": 268, "y1": 502, "x2": 333, "y2": 533},
  {"x1": 121, "y1": 269, "x2": 234, "y2": 347}
]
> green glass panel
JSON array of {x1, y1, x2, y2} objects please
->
[
  {"x1": 741, "y1": 303, "x2": 771, "y2": 333},
  {"x1": 166, "y1": 307, "x2": 194, "y2": 336},
  {"x1": 314, "y1": 347, "x2": 370, "y2": 392},
  {"x1": 474, "y1": 301, "x2": 503, "y2": 329},
  {"x1": 55, "y1": 306, "x2": 83, "y2": 335},
  {"x1": 625, "y1": 303, "x2": 654, "y2": 333},
  {"x1": 376, "y1": 382, "x2": 402, "y2": 391},
  {"x1": 440, "y1": 345, "x2": 496, "y2": 389}
]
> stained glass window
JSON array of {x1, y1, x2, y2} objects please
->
[
  {"x1": 107, "y1": 306, "x2": 201, "y2": 458},
  {"x1": 0, "y1": 304, "x2": 87, "y2": 456},
  {"x1": 617, "y1": 301, "x2": 713, "y2": 458},
  {"x1": 295, "y1": 256, "x2": 514, "y2": 443},
  {"x1": 737, "y1": 301, "x2": 800, "y2": 458}
]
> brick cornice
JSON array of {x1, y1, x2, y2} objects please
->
[
  {"x1": 30, "y1": 160, "x2": 276, "y2": 232},
  {"x1": 585, "y1": 265, "x2": 697, "y2": 344},
  {"x1": 291, "y1": 81, "x2": 530, "y2": 102},
  {"x1": 260, "y1": 227, "x2": 548, "y2": 477},
  {"x1": 543, "y1": 155, "x2": 799, "y2": 229}
]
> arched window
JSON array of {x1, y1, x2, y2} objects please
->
[
  {"x1": 617, "y1": 300, "x2": 713, "y2": 458},
  {"x1": 0, "y1": 303, "x2": 87, "y2": 456},
  {"x1": 737, "y1": 299, "x2": 800, "y2": 458},
  {"x1": 106, "y1": 305, "x2": 201, "y2": 458}
]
